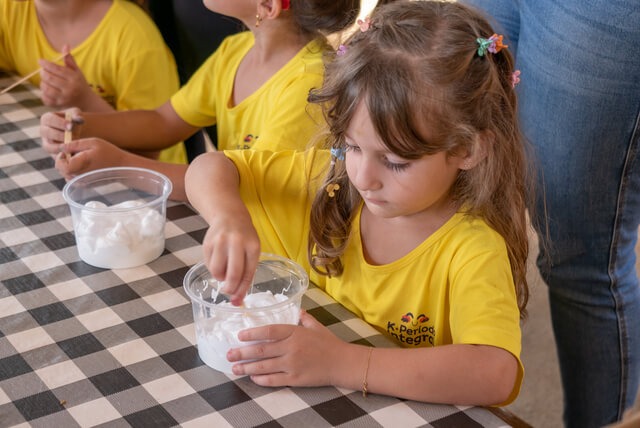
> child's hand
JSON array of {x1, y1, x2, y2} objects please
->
[
  {"x1": 186, "y1": 152, "x2": 262, "y2": 305},
  {"x1": 39, "y1": 46, "x2": 92, "y2": 108},
  {"x1": 227, "y1": 310, "x2": 347, "y2": 386},
  {"x1": 40, "y1": 108, "x2": 84, "y2": 157},
  {"x1": 201, "y1": 212, "x2": 261, "y2": 306},
  {"x1": 55, "y1": 138, "x2": 125, "y2": 180}
]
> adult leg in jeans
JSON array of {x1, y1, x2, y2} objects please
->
[{"x1": 460, "y1": 1, "x2": 640, "y2": 427}]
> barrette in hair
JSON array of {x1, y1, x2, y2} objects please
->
[
  {"x1": 511, "y1": 70, "x2": 521, "y2": 88},
  {"x1": 357, "y1": 16, "x2": 372, "y2": 32},
  {"x1": 281, "y1": 0, "x2": 290, "y2": 10},
  {"x1": 326, "y1": 183, "x2": 340, "y2": 198},
  {"x1": 330, "y1": 147, "x2": 345, "y2": 161},
  {"x1": 476, "y1": 34, "x2": 508, "y2": 56},
  {"x1": 337, "y1": 44, "x2": 348, "y2": 56}
]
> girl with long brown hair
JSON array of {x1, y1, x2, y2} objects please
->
[{"x1": 186, "y1": 0, "x2": 534, "y2": 406}]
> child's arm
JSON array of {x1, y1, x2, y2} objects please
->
[
  {"x1": 354, "y1": 341, "x2": 518, "y2": 406},
  {"x1": 228, "y1": 310, "x2": 519, "y2": 406},
  {"x1": 185, "y1": 152, "x2": 262, "y2": 305},
  {"x1": 39, "y1": 102, "x2": 200, "y2": 155}
]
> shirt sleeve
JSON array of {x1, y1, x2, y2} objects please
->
[
  {"x1": 224, "y1": 148, "x2": 329, "y2": 265},
  {"x1": 448, "y1": 228, "x2": 524, "y2": 405}
]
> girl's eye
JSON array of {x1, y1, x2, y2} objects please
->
[
  {"x1": 344, "y1": 143, "x2": 360, "y2": 152},
  {"x1": 344, "y1": 140, "x2": 409, "y2": 171},
  {"x1": 384, "y1": 159, "x2": 410, "y2": 172}
]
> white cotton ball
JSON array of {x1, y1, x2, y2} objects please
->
[
  {"x1": 74, "y1": 198, "x2": 166, "y2": 269},
  {"x1": 140, "y1": 209, "x2": 164, "y2": 237},
  {"x1": 113, "y1": 200, "x2": 145, "y2": 209},
  {"x1": 84, "y1": 200, "x2": 107, "y2": 209},
  {"x1": 106, "y1": 221, "x2": 132, "y2": 246}
]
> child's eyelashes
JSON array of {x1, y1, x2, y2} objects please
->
[
  {"x1": 344, "y1": 142, "x2": 410, "y2": 172},
  {"x1": 384, "y1": 159, "x2": 410, "y2": 172},
  {"x1": 344, "y1": 143, "x2": 360, "y2": 153}
]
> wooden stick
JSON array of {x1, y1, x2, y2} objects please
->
[
  {"x1": 64, "y1": 111, "x2": 73, "y2": 160},
  {"x1": 64, "y1": 111, "x2": 73, "y2": 144},
  {"x1": 0, "y1": 53, "x2": 67, "y2": 95}
]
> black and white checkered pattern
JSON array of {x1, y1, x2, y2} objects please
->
[{"x1": 0, "y1": 72, "x2": 521, "y2": 427}]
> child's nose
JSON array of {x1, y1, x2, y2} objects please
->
[{"x1": 352, "y1": 157, "x2": 381, "y2": 191}]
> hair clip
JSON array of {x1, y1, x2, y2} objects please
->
[
  {"x1": 357, "y1": 17, "x2": 372, "y2": 32},
  {"x1": 281, "y1": 0, "x2": 290, "y2": 10},
  {"x1": 476, "y1": 34, "x2": 508, "y2": 57},
  {"x1": 337, "y1": 45, "x2": 348, "y2": 56},
  {"x1": 511, "y1": 70, "x2": 521, "y2": 88},
  {"x1": 330, "y1": 147, "x2": 345, "y2": 161},
  {"x1": 326, "y1": 183, "x2": 340, "y2": 198}
]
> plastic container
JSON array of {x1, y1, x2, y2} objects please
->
[
  {"x1": 183, "y1": 253, "x2": 309, "y2": 373},
  {"x1": 62, "y1": 167, "x2": 172, "y2": 269}
]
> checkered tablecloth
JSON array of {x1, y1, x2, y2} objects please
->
[{"x1": 0, "y1": 72, "x2": 521, "y2": 427}]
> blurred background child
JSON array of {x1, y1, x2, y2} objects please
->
[
  {"x1": 0, "y1": 0, "x2": 184, "y2": 164},
  {"x1": 39, "y1": 0, "x2": 361, "y2": 201},
  {"x1": 144, "y1": 0, "x2": 244, "y2": 159}
]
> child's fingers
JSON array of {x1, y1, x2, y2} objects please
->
[
  {"x1": 298, "y1": 310, "x2": 322, "y2": 329},
  {"x1": 62, "y1": 45, "x2": 79, "y2": 71},
  {"x1": 64, "y1": 107, "x2": 83, "y2": 123},
  {"x1": 64, "y1": 111, "x2": 85, "y2": 134},
  {"x1": 206, "y1": 243, "x2": 230, "y2": 283},
  {"x1": 40, "y1": 115, "x2": 67, "y2": 154},
  {"x1": 55, "y1": 151, "x2": 69, "y2": 167},
  {"x1": 54, "y1": 151, "x2": 74, "y2": 180},
  {"x1": 57, "y1": 141, "x2": 92, "y2": 175},
  {"x1": 236, "y1": 324, "x2": 297, "y2": 343},
  {"x1": 220, "y1": 247, "x2": 251, "y2": 300},
  {"x1": 38, "y1": 59, "x2": 66, "y2": 78},
  {"x1": 39, "y1": 80, "x2": 64, "y2": 107},
  {"x1": 228, "y1": 245, "x2": 261, "y2": 305}
]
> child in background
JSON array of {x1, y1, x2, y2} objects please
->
[
  {"x1": 185, "y1": 0, "x2": 533, "y2": 406},
  {"x1": 0, "y1": 0, "x2": 184, "y2": 164},
  {"x1": 145, "y1": 0, "x2": 244, "y2": 159},
  {"x1": 39, "y1": 0, "x2": 361, "y2": 201}
]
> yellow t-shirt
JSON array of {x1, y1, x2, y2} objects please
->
[
  {"x1": 171, "y1": 32, "x2": 325, "y2": 152},
  {"x1": 0, "y1": 0, "x2": 185, "y2": 164},
  {"x1": 225, "y1": 148, "x2": 524, "y2": 405}
]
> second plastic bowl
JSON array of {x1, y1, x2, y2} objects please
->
[
  {"x1": 183, "y1": 253, "x2": 309, "y2": 373},
  {"x1": 62, "y1": 167, "x2": 172, "y2": 269}
]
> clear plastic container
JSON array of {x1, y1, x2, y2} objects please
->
[
  {"x1": 62, "y1": 167, "x2": 172, "y2": 269},
  {"x1": 183, "y1": 253, "x2": 309, "y2": 373}
]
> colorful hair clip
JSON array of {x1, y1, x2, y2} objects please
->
[
  {"x1": 511, "y1": 70, "x2": 521, "y2": 88},
  {"x1": 281, "y1": 0, "x2": 290, "y2": 10},
  {"x1": 326, "y1": 183, "x2": 340, "y2": 198},
  {"x1": 476, "y1": 34, "x2": 508, "y2": 57},
  {"x1": 330, "y1": 147, "x2": 345, "y2": 161},
  {"x1": 357, "y1": 17, "x2": 372, "y2": 32},
  {"x1": 337, "y1": 45, "x2": 348, "y2": 56}
]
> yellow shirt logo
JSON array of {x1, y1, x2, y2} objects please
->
[{"x1": 387, "y1": 312, "x2": 435, "y2": 346}]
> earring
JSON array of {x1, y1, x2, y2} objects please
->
[{"x1": 255, "y1": 14, "x2": 262, "y2": 27}]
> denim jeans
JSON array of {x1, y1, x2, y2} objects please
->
[{"x1": 460, "y1": 1, "x2": 640, "y2": 427}]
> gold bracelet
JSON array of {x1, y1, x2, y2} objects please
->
[{"x1": 362, "y1": 347, "x2": 373, "y2": 398}]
